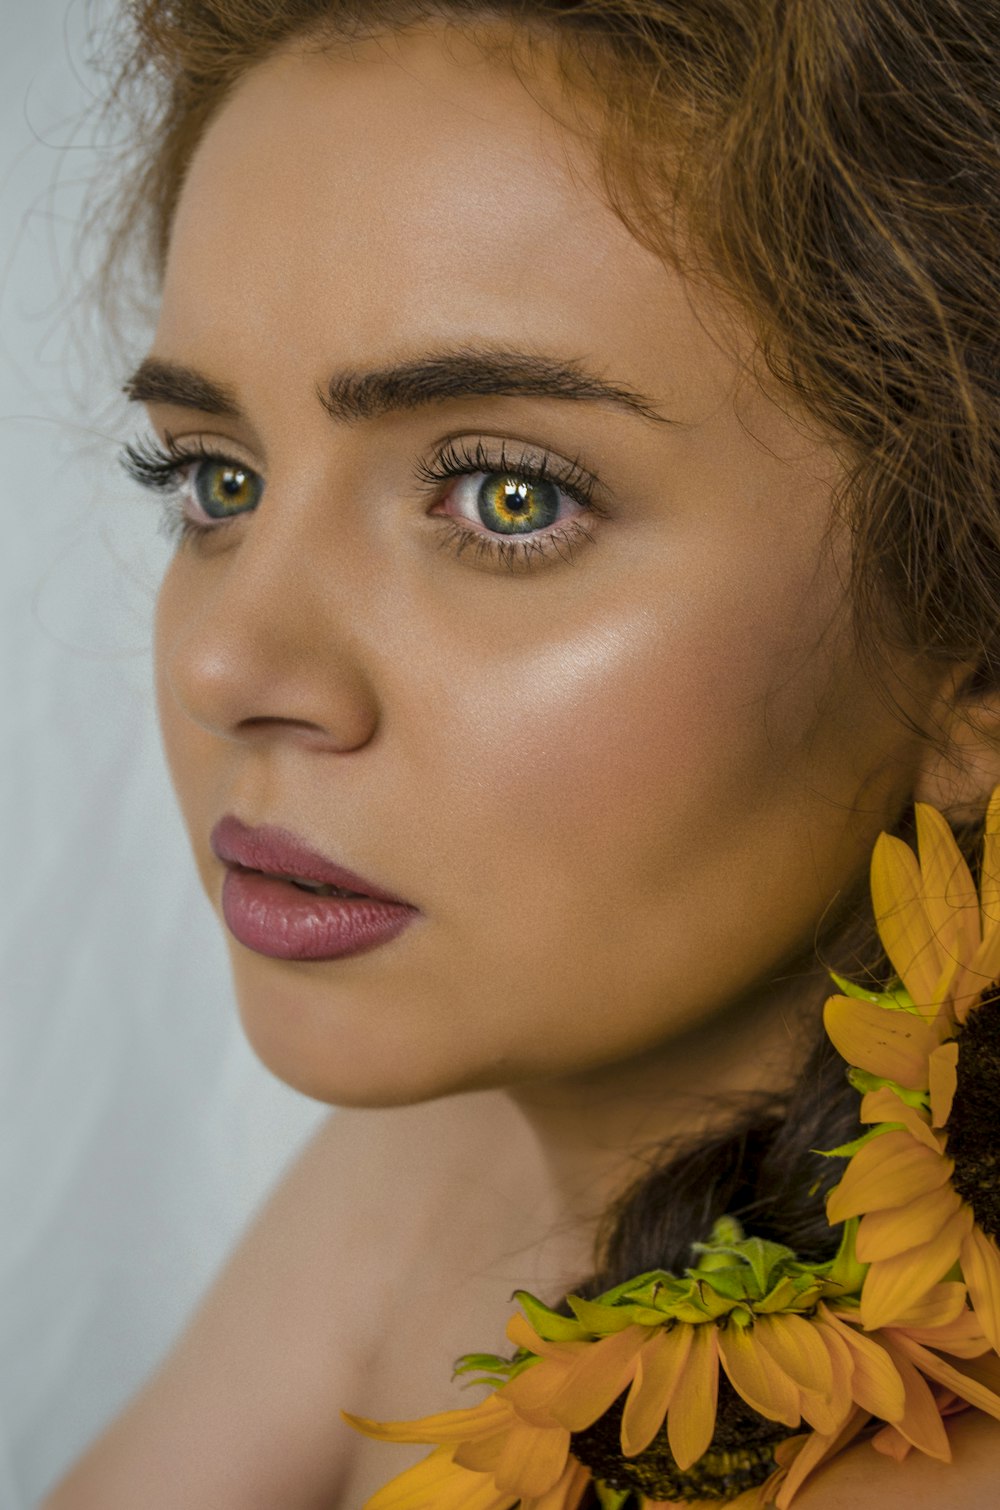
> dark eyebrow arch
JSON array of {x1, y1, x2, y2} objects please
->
[{"x1": 122, "y1": 346, "x2": 673, "y2": 427}]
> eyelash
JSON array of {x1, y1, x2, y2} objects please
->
[{"x1": 117, "y1": 432, "x2": 608, "y2": 572}]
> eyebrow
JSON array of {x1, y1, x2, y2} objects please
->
[{"x1": 122, "y1": 347, "x2": 672, "y2": 427}]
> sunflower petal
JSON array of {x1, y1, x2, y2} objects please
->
[
  {"x1": 521, "y1": 1454, "x2": 592, "y2": 1510},
  {"x1": 817, "y1": 1307, "x2": 906, "y2": 1422},
  {"x1": 961, "y1": 1226, "x2": 1000, "y2": 1353},
  {"x1": 874, "y1": 1337, "x2": 951, "y2": 1461},
  {"x1": 885, "y1": 1330, "x2": 1000, "y2": 1424},
  {"x1": 502, "y1": 1357, "x2": 577, "y2": 1425},
  {"x1": 718, "y1": 1321, "x2": 802, "y2": 1427},
  {"x1": 826, "y1": 1130, "x2": 952, "y2": 1224},
  {"x1": 751, "y1": 1313, "x2": 833, "y2": 1397},
  {"x1": 870, "y1": 1423, "x2": 913, "y2": 1461},
  {"x1": 546, "y1": 1325, "x2": 650, "y2": 1432},
  {"x1": 928, "y1": 1042, "x2": 959, "y2": 1127},
  {"x1": 894, "y1": 1304, "x2": 992, "y2": 1357},
  {"x1": 870, "y1": 832, "x2": 946, "y2": 1008},
  {"x1": 855, "y1": 1181, "x2": 963, "y2": 1261},
  {"x1": 860, "y1": 1205, "x2": 972, "y2": 1329},
  {"x1": 667, "y1": 1322, "x2": 719, "y2": 1471},
  {"x1": 492, "y1": 1418, "x2": 571, "y2": 1497},
  {"x1": 823, "y1": 996, "x2": 932, "y2": 1090},
  {"x1": 881, "y1": 1281, "x2": 967, "y2": 1330},
  {"x1": 979, "y1": 787, "x2": 1000, "y2": 947},
  {"x1": 620, "y1": 1324, "x2": 693, "y2": 1456},
  {"x1": 773, "y1": 1408, "x2": 870, "y2": 1509},
  {"x1": 859, "y1": 1088, "x2": 941, "y2": 1152},
  {"x1": 803, "y1": 1321, "x2": 856, "y2": 1432},
  {"x1": 364, "y1": 1444, "x2": 519, "y2": 1510},
  {"x1": 957, "y1": 925, "x2": 1000, "y2": 1020},
  {"x1": 343, "y1": 1395, "x2": 511, "y2": 1445},
  {"x1": 915, "y1": 803, "x2": 981, "y2": 967}
]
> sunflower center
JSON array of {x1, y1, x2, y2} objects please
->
[
  {"x1": 948, "y1": 986, "x2": 1000, "y2": 1241},
  {"x1": 569, "y1": 1373, "x2": 792, "y2": 1503}
]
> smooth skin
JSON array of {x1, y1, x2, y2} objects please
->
[{"x1": 44, "y1": 18, "x2": 1000, "y2": 1508}]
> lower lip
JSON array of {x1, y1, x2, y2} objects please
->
[{"x1": 220, "y1": 869, "x2": 418, "y2": 961}]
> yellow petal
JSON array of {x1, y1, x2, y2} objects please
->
[
  {"x1": 880, "y1": 1281, "x2": 967, "y2": 1330},
  {"x1": 861, "y1": 1205, "x2": 973, "y2": 1330},
  {"x1": 870, "y1": 831, "x2": 946, "y2": 1008},
  {"x1": 773, "y1": 1408, "x2": 870, "y2": 1509},
  {"x1": 870, "y1": 1423, "x2": 913, "y2": 1462},
  {"x1": 753, "y1": 1313, "x2": 834, "y2": 1397},
  {"x1": 978, "y1": 786, "x2": 1000, "y2": 948},
  {"x1": 363, "y1": 1444, "x2": 518, "y2": 1510},
  {"x1": 817, "y1": 1307, "x2": 906, "y2": 1422},
  {"x1": 520, "y1": 1455, "x2": 592, "y2": 1510},
  {"x1": 859, "y1": 1088, "x2": 942, "y2": 1152},
  {"x1": 667, "y1": 1322, "x2": 719, "y2": 1471},
  {"x1": 957, "y1": 925, "x2": 1000, "y2": 1020},
  {"x1": 914, "y1": 803, "x2": 981, "y2": 975},
  {"x1": 620, "y1": 1324, "x2": 693, "y2": 1457},
  {"x1": 893, "y1": 1303, "x2": 992, "y2": 1358},
  {"x1": 343, "y1": 1394, "x2": 512, "y2": 1445},
  {"x1": 502, "y1": 1357, "x2": 575, "y2": 1424},
  {"x1": 856, "y1": 1181, "x2": 963, "y2": 1261},
  {"x1": 799, "y1": 1321, "x2": 855, "y2": 1433},
  {"x1": 826, "y1": 1130, "x2": 951, "y2": 1224},
  {"x1": 885, "y1": 1329, "x2": 1000, "y2": 1425},
  {"x1": 823, "y1": 995, "x2": 932, "y2": 1089},
  {"x1": 506, "y1": 1314, "x2": 587, "y2": 1361},
  {"x1": 718, "y1": 1322, "x2": 802, "y2": 1427},
  {"x1": 961, "y1": 1226, "x2": 1000, "y2": 1353},
  {"x1": 928, "y1": 1041, "x2": 959, "y2": 1127},
  {"x1": 546, "y1": 1325, "x2": 650, "y2": 1432},
  {"x1": 492, "y1": 1418, "x2": 571, "y2": 1497},
  {"x1": 874, "y1": 1336, "x2": 951, "y2": 1461}
]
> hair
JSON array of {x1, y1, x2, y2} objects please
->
[{"x1": 92, "y1": 0, "x2": 998, "y2": 1312}]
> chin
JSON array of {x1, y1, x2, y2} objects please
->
[{"x1": 230, "y1": 989, "x2": 503, "y2": 1110}]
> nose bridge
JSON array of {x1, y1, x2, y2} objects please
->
[{"x1": 157, "y1": 496, "x2": 381, "y2": 750}]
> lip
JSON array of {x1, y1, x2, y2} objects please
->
[
  {"x1": 210, "y1": 814, "x2": 419, "y2": 962},
  {"x1": 210, "y1": 814, "x2": 412, "y2": 905}
]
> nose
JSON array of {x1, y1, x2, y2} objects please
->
[{"x1": 155, "y1": 499, "x2": 381, "y2": 754}]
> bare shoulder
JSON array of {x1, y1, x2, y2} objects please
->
[
  {"x1": 790, "y1": 1410, "x2": 1000, "y2": 1509},
  {"x1": 40, "y1": 1091, "x2": 519, "y2": 1510}
]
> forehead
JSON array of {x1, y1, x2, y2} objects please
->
[{"x1": 157, "y1": 24, "x2": 747, "y2": 418}]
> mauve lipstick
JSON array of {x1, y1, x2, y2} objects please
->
[{"x1": 210, "y1": 814, "x2": 418, "y2": 961}]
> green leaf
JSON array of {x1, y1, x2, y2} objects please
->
[
  {"x1": 813, "y1": 1122, "x2": 904, "y2": 1159},
  {"x1": 693, "y1": 1264, "x2": 752, "y2": 1303},
  {"x1": 823, "y1": 1217, "x2": 867, "y2": 1298},
  {"x1": 452, "y1": 1352, "x2": 514, "y2": 1378},
  {"x1": 567, "y1": 1295, "x2": 649, "y2": 1335},
  {"x1": 828, "y1": 969, "x2": 886, "y2": 1003},
  {"x1": 596, "y1": 1271, "x2": 676, "y2": 1307},
  {"x1": 513, "y1": 1290, "x2": 586, "y2": 1343}
]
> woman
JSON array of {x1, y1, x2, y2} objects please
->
[{"x1": 43, "y1": 0, "x2": 1000, "y2": 1505}]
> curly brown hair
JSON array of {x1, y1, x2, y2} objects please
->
[{"x1": 90, "y1": 0, "x2": 999, "y2": 1378}]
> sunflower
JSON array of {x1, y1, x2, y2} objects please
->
[
  {"x1": 343, "y1": 1219, "x2": 918, "y2": 1508},
  {"x1": 822, "y1": 789, "x2": 1000, "y2": 1347}
]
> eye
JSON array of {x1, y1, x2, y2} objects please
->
[
  {"x1": 446, "y1": 470, "x2": 571, "y2": 536},
  {"x1": 118, "y1": 433, "x2": 264, "y2": 545},
  {"x1": 188, "y1": 458, "x2": 263, "y2": 522}
]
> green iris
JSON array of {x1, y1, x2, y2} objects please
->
[
  {"x1": 194, "y1": 460, "x2": 262, "y2": 519},
  {"x1": 477, "y1": 473, "x2": 560, "y2": 534}
]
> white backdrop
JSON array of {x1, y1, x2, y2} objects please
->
[{"x1": 0, "y1": 3, "x2": 328, "y2": 1504}]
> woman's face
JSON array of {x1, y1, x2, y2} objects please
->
[{"x1": 143, "y1": 22, "x2": 939, "y2": 1106}]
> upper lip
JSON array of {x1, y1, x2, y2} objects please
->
[{"x1": 210, "y1": 814, "x2": 414, "y2": 906}]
